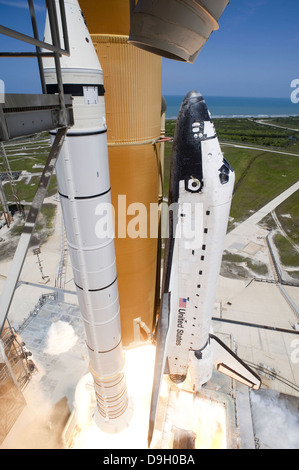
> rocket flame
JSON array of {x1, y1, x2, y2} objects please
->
[{"x1": 68, "y1": 344, "x2": 227, "y2": 449}]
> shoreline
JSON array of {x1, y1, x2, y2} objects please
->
[
  {"x1": 163, "y1": 95, "x2": 299, "y2": 121},
  {"x1": 166, "y1": 114, "x2": 299, "y2": 120}
]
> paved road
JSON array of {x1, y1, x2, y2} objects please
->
[
  {"x1": 255, "y1": 119, "x2": 299, "y2": 132},
  {"x1": 225, "y1": 180, "x2": 299, "y2": 249},
  {"x1": 221, "y1": 142, "x2": 299, "y2": 157}
]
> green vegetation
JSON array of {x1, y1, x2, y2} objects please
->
[
  {"x1": 1, "y1": 133, "x2": 52, "y2": 174},
  {"x1": 222, "y1": 251, "x2": 269, "y2": 276},
  {"x1": 207, "y1": 118, "x2": 299, "y2": 226},
  {"x1": 164, "y1": 118, "x2": 299, "y2": 228},
  {"x1": 165, "y1": 117, "x2": 299, "y2": 152},
  {"x1": 40, "y1": 203, "x2": 56, "y2": 229},
  {"x1": 1, "y1": 121, "x2": 298, "y2": 278},
  {"x1": 286, "y1": 270, "x2": 299, "y2": 280},
  {"x1": 163, "y1": 142, "x2": 172, "y2": 198},
  {"x1": 226, "y1": 148, "x2": 299, "y2": 226},
  {"x1": 10, "y1": 203, "x2": 56, "y2": 237},
  {"x1": 0, "y1": 134, "x2": 58, "y2": 259},
  {"x1": 165, "y1": 120, "x2": 176, "y2": 138},
  {"x1": 164, "y1": 117, "x2": 299, "y2": 279},
  {"x1": 274, "y1": 190, "x2": 299, "y2": 245},
  {"x1": 1, "y1": 133, "x2": 57, "y2": 207},
  {"x1": 3, "y1": 175, "x2": 57, "y2": 204},
  {"x1": 0, "y1": 202, "x2": 57, "y2": 260},
  {"x1": 222, "y1": 253, "x2": 245, "y2": 263},
  {"x1": 262, "y1": 116, "x2": 299, "y2": 130},
  {"x1": 258, "y1": 213, "x2": 277, "y2": 231},
  {"x1": 273, "y1": 233, "x2": 299, "y2": 268},
  {"x1": 213, "y1": 118, "x2": 299, "y2": 151}
]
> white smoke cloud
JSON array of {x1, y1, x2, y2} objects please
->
[
  {"x1": 44, "y1": 320, "x2": 78, "y2": 356},
  {"x1": 250, "y1": 390, "x2": 299, "y2": 449}
]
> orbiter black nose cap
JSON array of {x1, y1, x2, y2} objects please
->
[
  {"x1": 183, "y1": 90, "x2": 205, "y2": 106},
  {"x1": 182, "y1": 90, "x2": 211, "y2": 123},
  {"x1": 185, "y1": 90, "x2": 203, "y2": 101}
]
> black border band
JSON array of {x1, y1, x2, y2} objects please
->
[
  {"x1": 75, "y1": 276, "x2": 117, "y2": 292},
  {"x1": 46, "y1": 83, "x2": 105, "y2": 96},
  {"x1": 49, "y1": 128, "x2": 107, "y2": 137},
  {"x1": 58, "y1": 187, "x2": 111, "y2": 200},
  {"x1": 86, "y1": 337, "x2": 122, "y2": 355}
]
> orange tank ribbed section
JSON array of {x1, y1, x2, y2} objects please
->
[
  {"x1": 108, "y1": 144, "x2": 160, "y2": 344},
  {"x1": 92, "y1": 35, "x2": 162, "y2": 145}
]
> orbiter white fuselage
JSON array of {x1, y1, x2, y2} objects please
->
[{"x1": 149, "y1": 91, "x2": 260, "y2": 445}]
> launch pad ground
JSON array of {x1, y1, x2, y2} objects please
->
[
  {"x1": 0, "y1": 296, "x2": 246, "y2": 449},
  {"x1": 1, "y1": 294, "x2": 298, "y2": 449},
  {"x1": 0, "y1": 188, "x2": 299, "y2": 449}
]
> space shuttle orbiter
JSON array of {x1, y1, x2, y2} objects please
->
[{"x1": 149, "y1": 91, "x2": 261, "y2": 446}]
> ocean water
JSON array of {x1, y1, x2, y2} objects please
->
[{"x1": 164, "y1": 95, "x2": 299, "y2": 119}]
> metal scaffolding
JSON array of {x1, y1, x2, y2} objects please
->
[
  {"x1": 0, "y1": 321, "x2": 37, "y2": 390},
  {"x1": 0, "y1": 0, "x2": 74, "y2": 338}
]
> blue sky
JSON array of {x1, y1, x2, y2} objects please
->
[
  {"x1": 162, "y1": 0, "x2": 299, "y2": 98},
  {"x1": 0, "y1": 0, "x2": 298, "y2": 98}
]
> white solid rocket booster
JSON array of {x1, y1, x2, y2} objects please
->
[{"x1": 43, "y1": 0, "x2": 130, "y2": 432}]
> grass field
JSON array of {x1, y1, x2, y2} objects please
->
[
  {"x1": 258, "y1": 190, "x2": 299, "y2": 279},
  {"x1": 1, "y1": 119, "x2": 298, "y2": 267},
  {"x1": 163, "y1": 117, "x2": 299, "y2": 277},
  {"x1": 2, "y1": 173, "x2": 58, "y2": 204},
  {"x1": 164, "y1": 118, "x2": 299, "y2": 231},
  {"x1": 223, "y1": 147, "x2": 299, "y2": 227},
  {"x1": 261, "y1": 116, "x2": 299, "y2": 130},
  {"x1": 166, "y1": 117, "x2": 299, "y2": 152},
  {"x1": 273, "y1": 233, "x2": 299, "y2": 268},
  {"x1": 222, "y1": 251, "x2": 269, "y2": 276},
  {"x1": 214, "y1": 117, "x2": 299, "y2": 151},
  {"x1": 1, "y1": 132, "x2": 57, "y2": 207},
  {"x1": 0, "y1": 202, "x2": 57, "y2": 261},
  {"x1": 274, "y1": 190, "x2": 299, "y2": 245},
  {"x1": 0, "y1": 133, "x2": 57, "y2": 252},
  {"x1": 2, "y1": 134, "x2": 52, "y2": 173}
]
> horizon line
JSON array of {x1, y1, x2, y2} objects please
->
[{"x1": 162, "y1": 94, "x2": 292, "y2": 100}]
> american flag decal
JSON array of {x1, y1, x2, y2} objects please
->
[{"x1": 179, "y1": 298, "x2": 187, "y2": 308}]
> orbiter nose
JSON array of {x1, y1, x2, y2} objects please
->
[{"x1": 184, "y1": 90, "x2": 203, "y2": 102}]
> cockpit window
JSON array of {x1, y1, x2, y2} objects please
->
[{"x1": 218, "y1": 158, "x2": 233, "y2": 184}]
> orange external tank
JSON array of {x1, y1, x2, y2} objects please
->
[{"x1": 79, "y1": 0, "x2": 163, "y2": 346}]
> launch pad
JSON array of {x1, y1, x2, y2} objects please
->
[
  {"x1": 0, "y1": 296, "x2": 253, "y2": 449},
  {"x1": 0, "y1": 0, "x2": 298, "y2": 451},
  {"x1": 1, "y1": 186, "x2": 298, "y2": 449}
]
